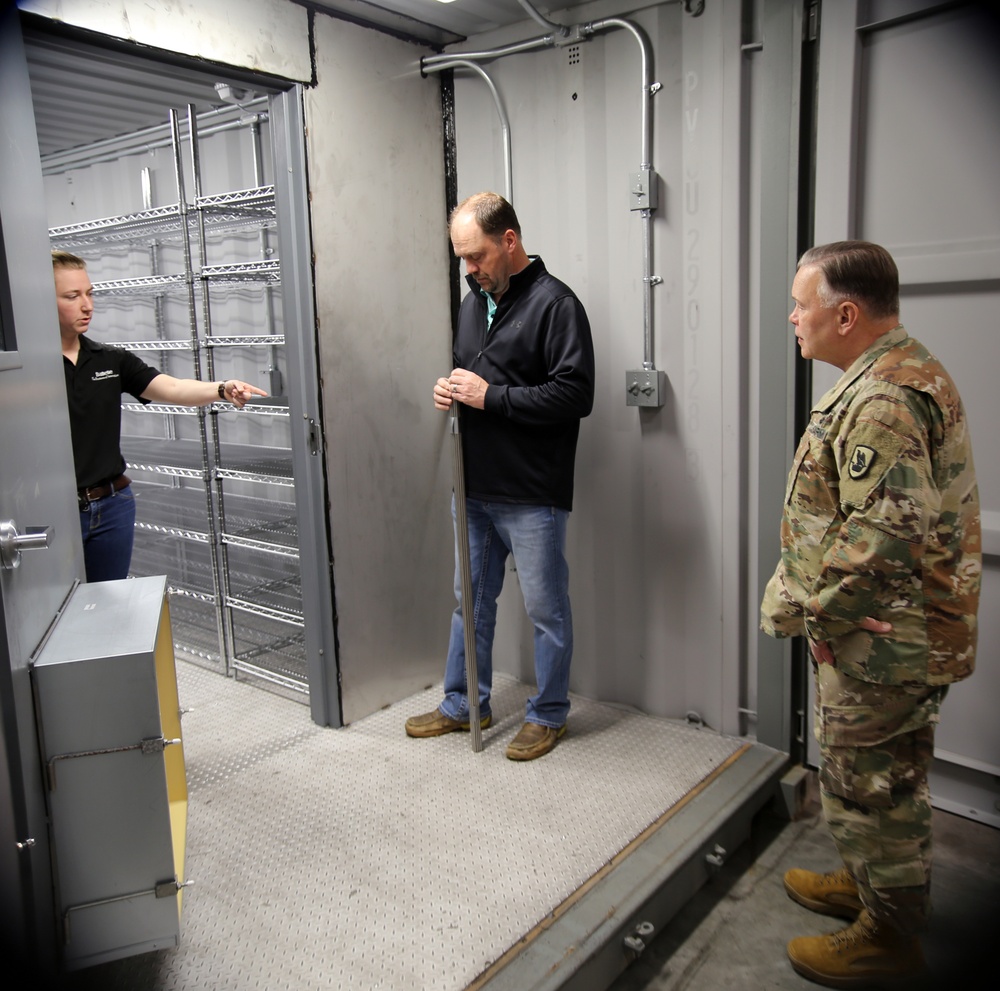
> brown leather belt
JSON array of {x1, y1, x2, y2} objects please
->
[{"x1": 78, "y1": 474, "x2": 130, "y2": 509}]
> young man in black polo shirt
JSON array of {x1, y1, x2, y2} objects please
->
[{"x1": 54, "y1": 250, "x2": 267, "y2": 581}]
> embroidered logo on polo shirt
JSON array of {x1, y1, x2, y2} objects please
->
[
  {"x1": 92, "y1": 370, "x2": 119, "y2": 381},
  {"x1": 849, "y1": 445, "x2": 876, "y2": 479}
]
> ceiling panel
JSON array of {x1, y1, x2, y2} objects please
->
[
  {"x1": 306, "y1": 0, "x2": 594, "y2": 44},
  {"x1": 23, "y1": 25, "x2": 264, "y2": 160},
  {"x1": 22, "y1": 1, "x2": 598, "y2": 159}
]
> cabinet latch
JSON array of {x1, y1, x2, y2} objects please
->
[
  {"x1": 47, "y1": 736, "x2": 180, "y2": 789},
  {"x1": 156, "y1": 876, "x2": 193, "y2": 898}
]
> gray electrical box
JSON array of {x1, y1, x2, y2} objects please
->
[
  {"x1": 626, "y1": 369, "x2": 667, "y2": 407},
  {"x1": 629, "y1": 168, "x2": 659, "y2": 211},
  {"x1": 31, "y1": 576, "x2": 188, "y2": 970}
]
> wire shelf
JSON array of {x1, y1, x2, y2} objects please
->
[
  {"x1": 224, "y1": 546, "x2": 303, "y2": 618},
  {"x1": 165, "y1": 594, "x2": 225, "y2": 672},
  {"x1": 121, "y1": 401, "x2": 290, "y2": 417},
  {"x1": 129, "y1": 462, "x2": 207, "y2": 481},
  {"x1": 196, "y1": 185, "x2": 276, "y2": 215},
  {"x1": 206, "y1": 335, "x2": 285, "y2": 347},
  {"x1": 129, "y1": 524, "x2": 216, "y2": 597},
  {"x1": 124, "y1": 437, "x2": 208, "y2": 475},
  {"x1": 99, "y1": 333, "x2": 284, "y2": 352},
  {"x1": 49, "y1": 108, "x2": 323, "y2": 709},
  {"x1": 217, "y1": 468, "x2": 294, "y2": 488},
  {"x1": 215, "y1": 446, "x2": 293, "y2": 480},
  {"x1": 123, "y1": 438, "x2": 293, "y2": 483},
  {"x1": 92, "y1": 273, "x2": 188, "y2": 296},
  {"x1": 49, "y1": 204, "x2": 187, "y2": 247},
  {"x1": 221, "y1": 494, "x2": 298, "y2": 543},
  {"x1": 48, "y1": 186, "x2": 276, "y2": 250},
  {"x1": 202, "y1": 259, "x2": 281, "y2": 285},
  {"x1": 133, "y1": 484, "x2": 212, "y2": 535},
  {"x1": 231, "y1": 609, "x2": 308, "y2": 687},
  {"x1": 104, "y1": 339, "x2": 196, "y2": 352},
  {"x1": 135, "y1": 485, "x2": 298, "y2": 545},
  {"x1": 227, "y1": 595, "x2": 303, "y2": 627}
]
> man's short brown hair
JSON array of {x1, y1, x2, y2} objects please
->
[{"x1": 449, "y1": 192, "x2": 521, "y2": 241}]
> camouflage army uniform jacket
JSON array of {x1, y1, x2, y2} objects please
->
[{"x1": 761, "y1": 326, "x2": 981, "y2": 687}]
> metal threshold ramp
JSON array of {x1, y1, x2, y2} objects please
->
[{"x1": 82, "y1": 662, "x2": 786, "y2": 990}]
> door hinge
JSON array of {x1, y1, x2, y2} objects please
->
[{"x1": 806, "y1": 2, "x2": 819, "y2": 43}]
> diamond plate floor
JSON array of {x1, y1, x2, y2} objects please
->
[{"x1": 64, "y1": 661, "x2": 745, "y2": 991}]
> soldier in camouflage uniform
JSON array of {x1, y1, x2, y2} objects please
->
[{"x1": 760, "y1": 241, "x2": 981, "y2": 988}]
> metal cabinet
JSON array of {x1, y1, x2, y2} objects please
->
[
  {"x1": 31, "y1": 576, "x2": 187, "y2": 969},
  {"x1": 48, "y1": 102, "x2": 308, "y2": 697}
]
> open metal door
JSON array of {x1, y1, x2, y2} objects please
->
[
  {"x1": 809, "y1": 0, "x2": 1000, "y2": 826},
  {"x1": 0, "y1": 7, "x2": 87, "y2": 976}
]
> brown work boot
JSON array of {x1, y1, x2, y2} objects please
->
[
  {"x1": 787, "y1": 908, "x2": 925, "y2": 988},
  {"x1": 505, "y1": 722, "x2": 566, "y2": 761},
  {"x1": 404, "y1": 709, "x2": 491, "y2": 738},
  {"x1": 784, "y1": 867, "x2": 862, "y2": 919}
]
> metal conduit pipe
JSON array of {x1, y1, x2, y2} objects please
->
[
  {"x1": 584, "y1": 19, "x2": 654, "y2": 168},
  {"x1": 516, "y1": 0, "x2": 570, "y2": 37},
  {"x1": 421, "y1": 34, "x2": 554, "y2": 70},
  {"x1": 422, "y1": 60, "x2": 513, "y2": 204},
  {"x1": 421, "y1": 9, "x2": 664, "y2": 389},
  {"x1": 582, "y1": 18, "x2": 660, "y2": 372}
]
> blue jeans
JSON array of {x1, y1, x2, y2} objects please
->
[
  {"x1": 440, "y1": 496, "x2": 573, "y2": 728},
  {"x1": 80, "y1": 485, "x2": 136, "y2": 582}
]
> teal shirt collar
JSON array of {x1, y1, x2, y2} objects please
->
[{"x1": 479, "y1": 287, "x2": 498, "y2": 331}]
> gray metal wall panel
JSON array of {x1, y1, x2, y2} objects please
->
[
  {"x1": 447, "y1": 1, "x2": 757, "y2": 732},
  {"x1": 304, "y1": 16, "x2": 455, "y2": 725},
  {"x1": 811, "y1": 0, "x2": 1000, "y2": 822},
  {"x1": 855, "y1": 5, "x2": 1000, "y2": 816},
  {"x1": 271, "y1": 86, "x2": 341, "y2": 726},
  {"x1": 748, "y1": 0, "x2": 804, "y2": 752},
  {"x1": 0, "y1": 8, "x2": 82, "y2": 969}
]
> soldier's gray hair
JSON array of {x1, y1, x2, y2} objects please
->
[{"x1": 798, "y1": 241, "x2": 899, "y2": 320}]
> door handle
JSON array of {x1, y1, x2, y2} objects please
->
[{"x1": 0, "y1": 521, "x2": 53, "y2": 571}]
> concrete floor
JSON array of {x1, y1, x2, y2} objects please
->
[{"x1": 606, "y1": 775, "x2": 1000, "y2": 991}]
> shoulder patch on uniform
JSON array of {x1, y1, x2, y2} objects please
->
[{"x1": 848, "y1": 445, "x2": 876, "y2": 480}]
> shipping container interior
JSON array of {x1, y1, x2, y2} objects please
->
[{"x1": 1, "y1": 0, "x2": 997, "y2": 988}]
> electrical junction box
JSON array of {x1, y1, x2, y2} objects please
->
[
  {"x1": 626, "y1": 369, "x2": 666, "y2": 407},
  {"x1": 629, "y1": 168, "x2": 659, "y2": 211}
]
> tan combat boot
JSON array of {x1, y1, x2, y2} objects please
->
[
  {"x1": 783, "y1": 866, "x2": 862, "y2": 919},
  {"x1": 787, "y1": 908, "x2": 925, "y2": 988}
]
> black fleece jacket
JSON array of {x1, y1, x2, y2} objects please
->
[{"x1": 455, "y1": 257, "x2": 595, "y2": 511}]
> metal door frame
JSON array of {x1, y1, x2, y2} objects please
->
[
  {"x1": 270, "y1": 84, "x2": 342, "y2": 728},
  {"x1": 0, "y1": 8, "x2": 80, "y2": 975}
]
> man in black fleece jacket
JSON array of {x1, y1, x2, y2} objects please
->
[{"x1": 405, "y1": 192, "x2": 595, "y2": 761}]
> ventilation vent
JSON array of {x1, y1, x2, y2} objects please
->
[{"x1": 567, "y1": 45, "x2": 581, "y2": 66}]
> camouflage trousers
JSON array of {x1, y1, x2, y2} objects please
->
[{"x1": 814, "y1": 661, "x2": 947, "y2": 934}]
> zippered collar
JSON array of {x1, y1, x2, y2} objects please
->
[{"x1": 464, "y1": 255, "x2": 545, "y2": 309}]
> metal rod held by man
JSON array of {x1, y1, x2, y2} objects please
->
[{"x1": 450, "y1": 403, "x2": 482, "y2": 752}]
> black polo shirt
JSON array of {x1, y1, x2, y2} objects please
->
[{"x1": 64, "y1": 336, "x2": 160, "y2": 489}]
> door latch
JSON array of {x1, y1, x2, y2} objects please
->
[{"x1": 0, "y1": 521, "x2": 53, "y2": 570}]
